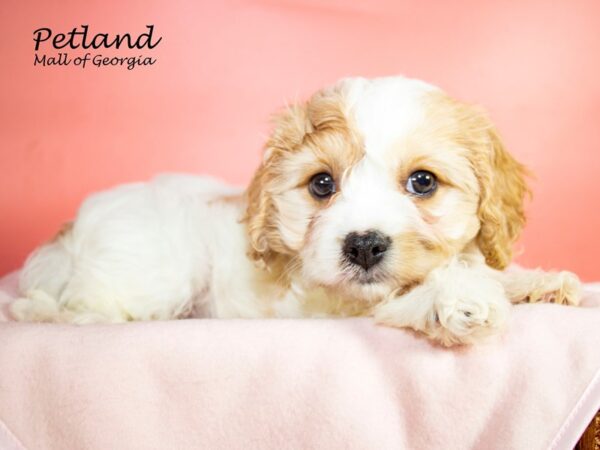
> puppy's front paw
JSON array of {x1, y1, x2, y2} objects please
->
[
  {"x1": 374, "y1": 263, "x2": 510, "y2": 347},
  {"x1": 431, "y1": 287, "x2": 509, "y2": 346}
]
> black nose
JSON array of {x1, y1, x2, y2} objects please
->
[{"x1": 343, "y1": 231, "x2": 390, "y2": 271}]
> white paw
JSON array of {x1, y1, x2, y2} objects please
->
[
  {"x1": 520, "y1": 270, "x2": 582, "y2": 306},
  {"x1": 10, "y1": 289, "x2": 60, "y2": 322},
  {"x1": 431, "y1": 288, "x2": 509, "y2": 346},
  {"x1": 374, "y1": 261, "x2": 511, "y2": 347}
]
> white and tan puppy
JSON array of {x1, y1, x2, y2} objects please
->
[{"x1": 11, "y1": 76, "x2": 581, "y2": 346}]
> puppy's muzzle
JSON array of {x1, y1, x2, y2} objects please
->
[{"x1": 343, "y1": 230, "x2": 391, "y2": 271}]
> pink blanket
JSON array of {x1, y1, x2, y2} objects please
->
[{"x1": 0, "y1": 271, "x2": 599, "y2": 450}]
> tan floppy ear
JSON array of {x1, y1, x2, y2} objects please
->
[
  {"x1": 473, "y1": 122, "x2": 530, "y2": 270},
  {"x1": 243, "y1": 103, "x2": 311, "y2": 264}
]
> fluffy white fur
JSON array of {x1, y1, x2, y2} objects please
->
[{"x1": 11, "y1": 76, "x2": 581, "y2": 346}]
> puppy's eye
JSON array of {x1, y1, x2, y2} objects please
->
[
  {"x1": 309, "y1": 172, "x2": 336, "y2": 199},
  {"x1": 406, "y1": 170, "x2": 437, "y2": 196}
]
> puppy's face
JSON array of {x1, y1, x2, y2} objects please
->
[{"x1": 245, "y1": 77, "x2": 527, "y2": 303}]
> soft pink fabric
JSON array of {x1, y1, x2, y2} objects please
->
[{"x1": 0, "y1": 272, "x2": 599, "y2": 450}]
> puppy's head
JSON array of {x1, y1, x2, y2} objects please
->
[{"x1": 244, "y1": 76, "x2": 527, "y2": 302}]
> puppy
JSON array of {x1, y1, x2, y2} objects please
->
[{"x1": 11, "y1": 76, "x2": 581, "y2": 346}]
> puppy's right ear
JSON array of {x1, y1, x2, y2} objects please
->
[{"x1": 244, "y1": 103, "x2": 311, "y2": 265}]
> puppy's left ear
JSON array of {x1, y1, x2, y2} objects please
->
[
  {"x1": 472, "y1": 117, "x2": 530, "y2": 270},
  {"x1": 244, "y1": 103, "x2": 311, "y2": 264}
]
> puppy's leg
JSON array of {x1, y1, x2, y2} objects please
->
[
  {"x1": 373, "y1": 258, "x2": 510, "y2": 346},
  {"x1": 495, "y1": 266, "x2": 581, "y2": 306}
]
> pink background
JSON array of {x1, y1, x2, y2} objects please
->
[{"x1": 0, "y1": 0, "x2": 599, "y2": 280}]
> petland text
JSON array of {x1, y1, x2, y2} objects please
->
[{"x1": 33, "y1": 25, "x2": 162, "y2": 70}]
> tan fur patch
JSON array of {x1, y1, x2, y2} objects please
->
[
  {"x1": 387, "y1": 231, "x2": 451, "y2": 288},
  {"x1": 419, "y1": 92, "x2": 530, "y2": 269},
  {"x1": 208, "y1": 194, "x2": 244, "y2": 206},
  {"x1": 50, "y1": 221, "x2": 73, "y2": 243},
  {"x1": 297, "y1": 286, "x2": 374, "y2": 317},
  {"x1": 243, "y1": 83, "x2": 363, "y2": 277}
]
